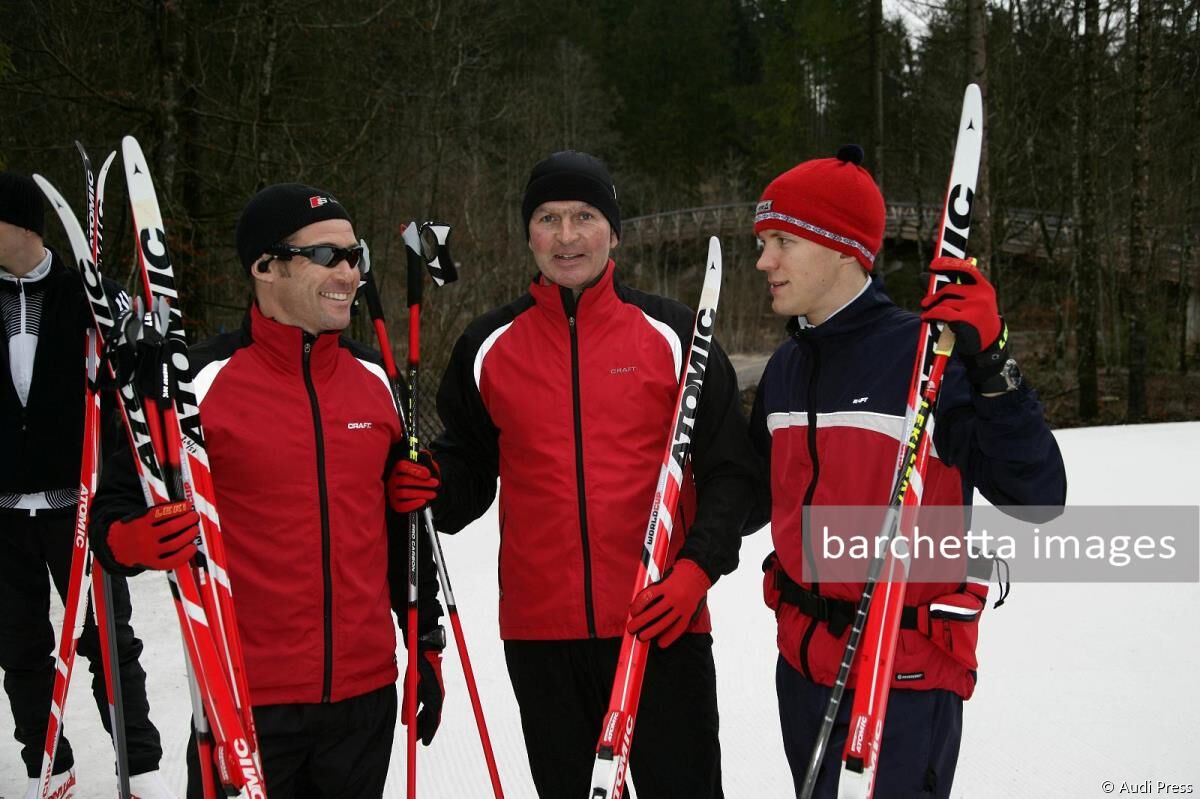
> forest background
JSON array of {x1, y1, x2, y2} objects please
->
[{"x1": 2, "y1": 0, "x2": 1196, "y2": 429}]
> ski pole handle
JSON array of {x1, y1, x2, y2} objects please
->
[{"x1": 420, "y1": 222, "x2": 458, "y2": 286}]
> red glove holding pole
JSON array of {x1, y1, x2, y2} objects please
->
[
  {"x1": 920, "y1": 256, "x2": 1016, "y2": 393},
  {"x1": 108, "y1": 501, "x2": 199, "y2": 570},
  {"x1": 387, "y1": 450, "x2": 440, "y2": 514},
  {"x1": 627, "y1": 559, "x2": 712, "y2": 648},
  {"x1": 919, "y1": 256, "x2": 1001, "y2": 355}
]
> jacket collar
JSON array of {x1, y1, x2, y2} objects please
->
[
  {"x1": 787, "y1": 275, "x2": 895, "y2": 341},
  {"x1": 528, "y1": 259, "x2": 621, "y2": 320},
  {"x1": 0, "y1": 248, "x2": 54, "y2": 285},
  {"x1": 247, "y1": 302, "x2": 342, "y2": 378}
]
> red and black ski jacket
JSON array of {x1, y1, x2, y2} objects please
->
[
  {"x1": 431, "y1": 261, "x2": 761, "y2": 640},
  {"x1": 92, "y1": 304, "x2": 440, "y2": 706},
  {"x1": 750, "y1": 277, "x2": 1066, "y2": 699}
]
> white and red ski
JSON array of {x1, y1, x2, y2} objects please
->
[
  {"x1": 32, "y1": 153, "x2": 128, "y2": 798},
  {"x1": 120, "y1": 136, "x2": 265, "y2": 798},
  {"x1": 588, "y1": 237, "x2": 723, "y2": 799}
]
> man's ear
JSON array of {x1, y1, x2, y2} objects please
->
[
  {"x1": 610, "y1": 231, "x2": 620, "y2": 250},
  {"x1": 251, "y1": 256, "x2": 275, "y2": 284}
]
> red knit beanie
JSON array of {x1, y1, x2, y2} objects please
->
[{"x1": 754, "y1": 144, "x2": 885, "y2": 271}]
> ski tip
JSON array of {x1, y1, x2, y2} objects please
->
[
  {"x1": 99, "y1": 150, "x2": 118, "y2": 176},
  {"x1": 706, "y1": 236, "x2": 722, "y2": 271},
  {"x1": 121, "y1": 136, "x2": 148, "y2": 175},
  {"x1": 960, "y1": 84, "x2": 984, "y2": 134},
  {"x1": 31, "y1": 174, "x2": 65, "y2": 211}
]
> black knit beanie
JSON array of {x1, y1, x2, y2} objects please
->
[
  {"x1": 0, "y1": 172, "x2": 46, "y2": 237},
  {"x1": 235, "y1": 183, "x2": 353, "y2": 273},
  {"x1": 521, "y1": 151, "x2": 620, "y2": 239}
]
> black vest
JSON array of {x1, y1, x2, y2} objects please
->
[{"x1": 0, "y1": 250, "x2": 119, "y2": 494}]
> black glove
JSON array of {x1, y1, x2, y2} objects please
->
[{"x1": 403, "y1": 627, "x2": 446, "y2": 745}]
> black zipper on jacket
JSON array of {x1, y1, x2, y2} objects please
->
[
  {"x1": 302, "y1": 336, "x2": 335, "y2": 702},
  {"x1": 797, "y1": 335, "x2": 822, "y2": 681},
  {"x1": 566, "y1": 299, "x2": 598, "y2": 638}
]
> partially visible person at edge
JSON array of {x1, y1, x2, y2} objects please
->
[
  {"x1": 389, "y1": 150, "x2": 764, "y2": 797},
  {"x1": 748, "y1": 145, "x2": 1067, "y2": 798},
  {"x1": 89, "y1": 183, "x2": 446, "y2": 799},
  {"x1": 0, "y1": 171, "x2": 176, "y2": 799}
]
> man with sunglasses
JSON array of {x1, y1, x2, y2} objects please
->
[{"x1": 91, "y1": 183, "x2": 444, "y2": 799}]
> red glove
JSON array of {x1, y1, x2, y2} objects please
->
[
  {"x1": 627, "y1": 559, "x2": 712, "y2": 648},
  {"x1": 403, "y1": 638, "x2": 445, "y2": 745},
  {"x1": 387, "y1": 450, "x2": 440, "y2": 514},
  {"x1": 919, "y1": 256, "x2": 1002, "y2": 356},
  {"x1": 108, "y1": 501, "x2": 199, "y2": 570}
]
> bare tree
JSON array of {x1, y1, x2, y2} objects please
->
[
  {"x1": 1127, "y1": 0, "x2": 1156, "y2": 420},
  {"x1": 1074, "y1": 0, "x2": 1101, "y2": 420}
]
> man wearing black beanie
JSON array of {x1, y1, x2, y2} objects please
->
[
  {"x1": 0, "y1": 171, "x2": 175, "y2": 799},
  {"x1": 90, "y1": 183, "x2": 445, "y2": 799},
  {"x1": 390, "y1": 151, "x2": 762, "y2": 797}
]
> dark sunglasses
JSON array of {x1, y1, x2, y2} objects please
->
[{"x1": 267, "y1": 243, "x2": 364, "y2": 269}]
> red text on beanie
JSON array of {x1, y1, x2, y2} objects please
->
[{"x1": 753, "y1": 144, "x2": 885, "y2": 271}]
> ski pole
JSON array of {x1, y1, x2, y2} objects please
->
[
  {"x1": 359, "y1": 230, "x2": 505, "y2": 798},
  {"x1": 414, "y1": 224, "x2": 504, "y2": 798}
]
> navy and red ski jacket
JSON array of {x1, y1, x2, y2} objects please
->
[
  {"x1": 431, "y1": 261, "x2": 761, "y2": 640},
  {"x1": 91, "y1": 304, "x2": 440, "y2": 707},
  {"x1": 750, "y1": 277, "x2": 1066, "y2": 699}
]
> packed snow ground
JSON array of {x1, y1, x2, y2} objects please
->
[{"x1": 3, "y1": 422, "x2": 1198, "y2": 798}]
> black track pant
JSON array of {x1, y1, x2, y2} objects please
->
[
  {"x1": 776, "y1": 655, "x2": 963, "y2": 799},
  {"x1": 186, "y1": 683, "x2": 397, "y2": 799},
  {"x1": 0, "y1": 510, "x2": 163, "y2": 777},
  {"x1": 504, "y1": 634, "x2": 724, "y2": 799}
]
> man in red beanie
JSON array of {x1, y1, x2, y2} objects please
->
[
  {"x1": 392, "y1": 150, "x2": 762, "y2": 797},
  {"x1": 90, "y1": 183, "x2": 444, "y2": 799},
  {"x1": 749, "y1": 146, "x2": 1066, "y2": 798}
]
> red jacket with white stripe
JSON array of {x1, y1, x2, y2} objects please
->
[
  {"x1": 431, "y1": 262, "x2": 760, "y2": 640},
  {"x1": 93, "y1": 304, "x2": 440, "y2": 706},
  {"x1": 750, "y1": 277, "x2": 1066, "y2": 699}
]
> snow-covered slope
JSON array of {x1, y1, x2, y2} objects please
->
[{"x1": 3, "y1": 423, "x2": 1197, "y2": 798}]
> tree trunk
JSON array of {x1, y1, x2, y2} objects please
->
[
  {"x1": 1127, "y1": 0, "x2": 1155, "y2": 421},
  {"x1": 253, "y1": 4, "x2": 278, "y2": 187},
  {"x1": 869, "y1": 0, "x2": 885, "y2": 270},
  {"x1": 869, "y1": 0, "x2": 884, "y2": 186},
  {"x1": 1076, "y1": 0, "x2": 1101, "y2": 420},
  {"x1": 154, "y1": 0, "x2": 187, "y2": 201}
]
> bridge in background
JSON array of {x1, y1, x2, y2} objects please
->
[{"x1": 622, "y1": 200, "x2": 1081, "y2": 262}]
